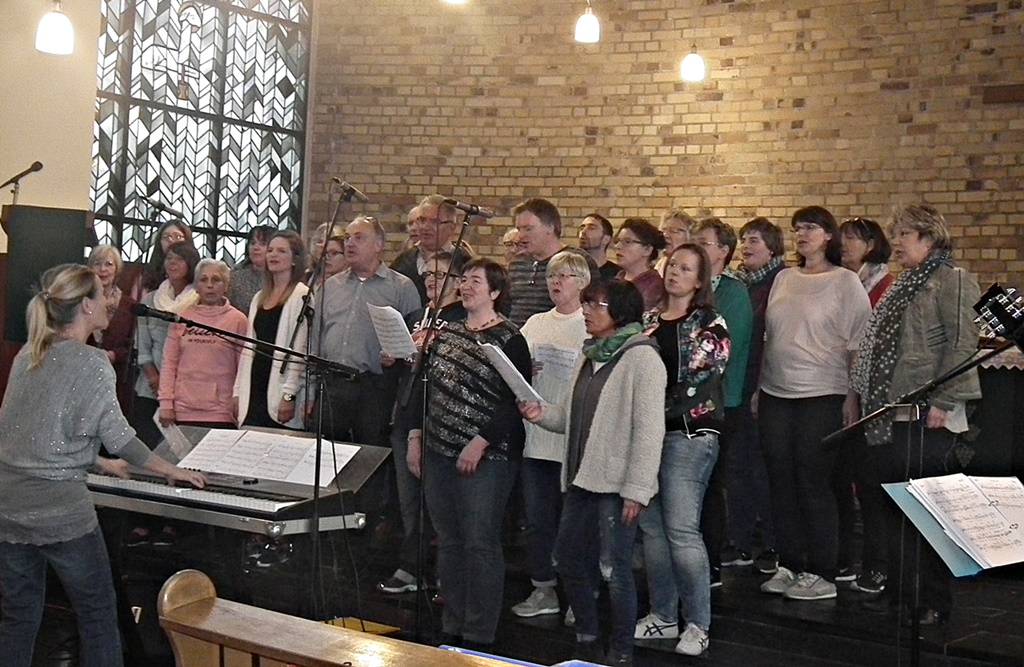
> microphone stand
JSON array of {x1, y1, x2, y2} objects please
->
[
  {"x1": 824, "y1": 332, "x2": 1023, "y2": 667},
  {"x1": 399, "y1": 210, "x2": 474, "y2": 642},
  {"x1": 298, "y1": 180, "x2": 361, "y2": 617},
  {"x1": 141, "y1": 309, "x2": 356, "y2": 619}
]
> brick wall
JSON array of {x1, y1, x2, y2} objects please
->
[{"x1": 307, "y1": 0, "x2": 1024, "y2": 288}]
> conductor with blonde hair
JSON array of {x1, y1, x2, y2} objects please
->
[{"x1": 0, "y1": 263, "x2": 206, "y2": 667}]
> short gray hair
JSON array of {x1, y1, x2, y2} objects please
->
[
  {"x1": 194, "y1": 258, "x2": 231, "y2": 288},
  {"x1": 546, "y1": 250, "x2": 591, "y2": 287}
]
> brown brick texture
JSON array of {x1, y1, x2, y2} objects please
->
[{"x1": 307, "y1": 0, "x2": 1024, "y2": 289}]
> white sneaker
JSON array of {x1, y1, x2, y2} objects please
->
[
  {"x1": 783, "y1": 572, "x2": 837, "y2": 600},
  {"x1": 675, "y1": 622, "x2": 709, "y2": 656},
  {"x1": 511, "y1": 587, "x2": 560, "y2": 617},
  {"x1": 634, "y1": 612, "x2": 679, "y2": 640},
  {"x1": 760, "y1": 565, "x2": 797, "y2": 594}
]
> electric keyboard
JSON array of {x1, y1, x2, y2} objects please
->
[{"x1": 87, "y1": 427, "x2": 390, "y2": 536}]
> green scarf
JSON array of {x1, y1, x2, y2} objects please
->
[{"x1": 582, "y1": 322, "x2": 644, "y2": 362}]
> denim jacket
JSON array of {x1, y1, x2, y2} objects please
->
[{"x1": 889, "y1": 264, "x2": 982, "y2": 411}]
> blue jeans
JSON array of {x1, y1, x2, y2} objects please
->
[
  {"x1": 554, "y1": 487, "x2": 638, "y2": 655},
  {"x1": 0, "y1": 527, "x2": 123, "y2": 667},
  {"x1": 423, "y1": 449, "x2": 516, "y2": 644},
  {"x1": 640, "y1": 430, "x2": 719, "y2": 630},
  {"x1": 521, "y1": 457, "x2": 562, "y2": 587},
  {"x1": 390, "y1": 424, "x2": 434, "y2": 577}
]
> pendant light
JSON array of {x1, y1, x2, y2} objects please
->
[
  {"x1": 35, "y1": 0, "x2": 74, "y2": 55},
  {"x1": 680, "y1": 45, "x2": 705, "y2": 82},
  {"x1": 574, "y1": 0, "x2": 600, "y2": 44}
]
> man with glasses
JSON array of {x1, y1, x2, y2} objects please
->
[
  {"x1": 690, "y1": 217, "x2": 754, "y2": 586},
  {"x1": 508, "y1": 198, "x2": 598, "y2": 327},
  {"x1": 391, "y1": 194, "x2": 473, "y2": 305},
  {"x1": 578, "y1": 213, "x2": 620, "y2": 281}
]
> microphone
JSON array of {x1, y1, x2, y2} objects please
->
[
  {"x1": 0, "y1": 161, "x2": 44, "y2": 188},
  {"x1": 130, "y1": 303, "x2": 183, "y2": 324},
  {"x1": 141, "y1": 195, "x2": 186, "y2": 219},
  {"x1": 331, "y1": 178, "x2": 371, "y2": 203},
  {"x1": 443, "y1": 198, "x2": 494, "y2": 219}
]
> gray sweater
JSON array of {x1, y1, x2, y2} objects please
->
[
  {"x1": 0, "y1": 340, "x2": 152, "y2": 544},
  {"x1": 536, "y1": 334, "x2": 667, "y2": 506}
]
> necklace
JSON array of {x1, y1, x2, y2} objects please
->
[{"x1": 466, "y1": 314, "x2": 500, "y2": 331}]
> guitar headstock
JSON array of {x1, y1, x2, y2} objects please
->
[{"x1": 974, "y1": 283, "x2": 1024, "y2": 339}]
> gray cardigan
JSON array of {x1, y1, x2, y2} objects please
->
[
  {"x1": 535, "y1": 334, "x2": 666, "y2": 506},
  {"x1": 889, "y1": 264, "x2": 983, "y2": 411}
]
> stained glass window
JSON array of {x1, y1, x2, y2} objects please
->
[{"x1": 91, "y1": 0, "x2": 309, "y2": 264}]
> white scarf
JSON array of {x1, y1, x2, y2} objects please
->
[{"x1": 152, "y1": 279, "x2": 198, "y2": 314}]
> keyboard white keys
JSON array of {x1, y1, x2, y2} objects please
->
[{"x1": 87, "y1": 474, "x2": 299, "y2": 514}]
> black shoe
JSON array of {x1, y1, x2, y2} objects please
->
[
  {"x1": 753, "y1": 549, "x2": 779, "y2": 574},
  {"x1": 150, "y1": 526, "x2": 177, "y2": 547},
  {"x1": 710, "y1": 567, "x2": 722, "y2": 589},
  {"x1": 125, "y1": 527, "x2": 150, "y2": 548},
  {"x1": 862, "y1": 596, "x2": 896, "y2": 614},
  {"x1": 903, "y1": 608, "x2": 949, "y2": 627},
  {"x1": 605, "y1": 648, "x2": 634, "y2": 667}
]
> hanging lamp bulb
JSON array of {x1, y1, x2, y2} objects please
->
[
  {"x1": 680, "y1": 45, "x2": 705, "y2": 82},
  {"x1": 35, "y1": 0, "x2": 74, "y2": 55},
  {"x1": 574, "y1": 1, "x2": 600, "y2": 44}
]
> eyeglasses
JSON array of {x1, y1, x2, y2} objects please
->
[
  {"x1": 422, "y1": 270, "x2": 451, "y2": 280},
  {"x1": 581, "y1": 300, "x2": 610, "y2": 309},
  {"x1": 792, "y1": 222, "x2": 821, "y2": 234},
  {"x1": 503, "y1": 241, "x2": 528, "y2": 248},
  {"x1": 416, "y1": 217, "x2": 455, "y2": 226},
  {"x1": 89, "y1": 259, "x2": 117, "y2": 268},
  {"x1": 162, "y1": 232, "x2": 187, "y2": 243},
  {"x1": 324, "y1": 250, "x2": 344, "y2": 258},
  {"x1": 698, "y1": 241, "x2": 723, "y2": 248},
  {"x1": 546, "y1": 272, "x2": 580, "y2": 283},
  {"x1": 614, "y1": 238, "x2": 647, "y2": 248}
]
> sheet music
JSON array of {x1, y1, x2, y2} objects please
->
[
  {"x1": 479, "y1": 342, "x2": 542, "y2": 402},
  {"x1": 908, "y1": 473, "x2": 1024, "y2": 568},
  {"x1": 286, "y1": 441, "x2": 360, "y2": 486},
  {"x1": 533, "y1": 344, "x2": 578, "y2": 386},
  {"x1": 152, "y1": 410, "x2": 197, "y2": 461},
  {"x1": 176, "y1": 429, "x2": 357, "y2": 487},
  {"x1": 971, "y1": 476, "x2": 1024, "y2": 533},
  {"x1": 367, "y1": 304, "x2": 416, "y2": 359}
]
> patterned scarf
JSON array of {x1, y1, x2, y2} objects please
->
[
  {"x1": 582, "y1": 322, "x2": 643, "y2": 362},
  {"x1": 851, "y1": 250, "x2": 953, "y2": 445},
  {"x1": 737, "y1": 256, "x2": 784, "y2": 286}
]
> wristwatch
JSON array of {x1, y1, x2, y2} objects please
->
[{"x1": 282, "y1": 393, "x2": 296, "y2": 402}]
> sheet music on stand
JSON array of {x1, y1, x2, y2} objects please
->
[
  {"x1": 176, "y1": 429, "x2": 359, "y2": 488},
  {"x1": 885, "y1": 473, "x2": 1024, "y2": 575}
]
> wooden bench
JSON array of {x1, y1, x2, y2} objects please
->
[{"x1": 157, "y1": 569, "x2": 519, "y2": 667}]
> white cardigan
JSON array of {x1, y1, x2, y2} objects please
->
[{"x1": 233, "y1": 283, "x2": 309, "y2": 429}]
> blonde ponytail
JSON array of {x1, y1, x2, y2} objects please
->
[{"x1": 26, "y1": 264, "x2": 99, "y2": 369}]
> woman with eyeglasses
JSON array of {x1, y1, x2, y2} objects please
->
[
  {"x1": 87, "y1": 244, "x2": 137, "y2": 412},
  {"x1": 377, "y1": 251, "x2": 466, "y2": 595},
  {"x1": 634, "y1": 243, "x2": 730, "y2": 657},
  {"x1": 520, "y1": 279, "x2": 665, "y2": 666},
  {"x1": 511, "y1": 251, "x2": 591, "y2": 620},
  {"x1": 132, "y1": 241, "x2": 201, "y2": 449},
  {"x1": 852, "y1": 205, "x2": 981, "y2": 624},
  {"x1": 405, "y1": 258, "x2": 530, "y2": 649},
  {"x1": 133, "y1": 219, "x2": 193, "y2": 301},
  {"x1": 228, "y1": 224, "x2": 276, "y2": 313},
  {"x1": 614, "y1": 218, "x2": 667, "y2": 310},
  {"x1": 309, "y1": 235, "x2": 348, "y2": 290},
  {"x1": 755, "y1": 206, "x2": 871, "y2": 601}
]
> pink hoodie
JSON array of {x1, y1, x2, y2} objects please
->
[{"x1": 158, "y1": 302, "x2": 249, "y2": 424}]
